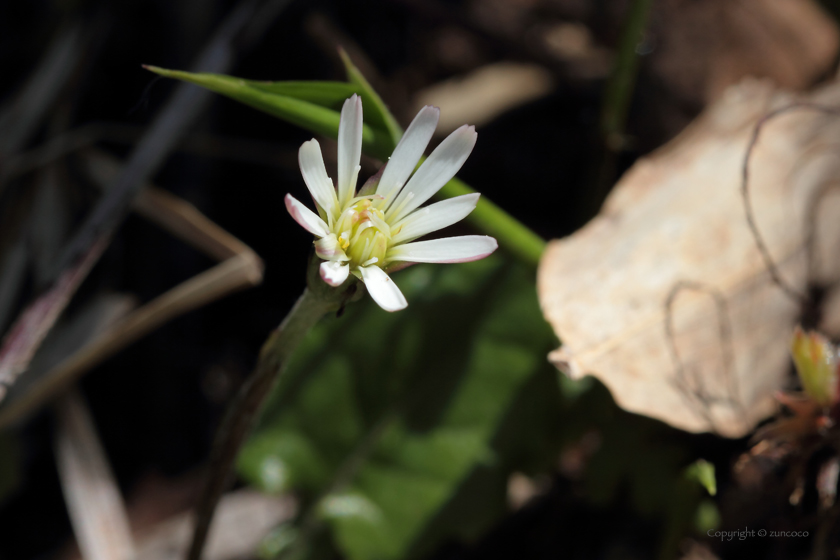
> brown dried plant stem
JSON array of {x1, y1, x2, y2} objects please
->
[{"x1": 187, "y1": 259, "x2": 357, "y2": 560}]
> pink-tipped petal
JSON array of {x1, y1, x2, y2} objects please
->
[
  {"x1": 315, "y1": 234, "x2": 349, "y2": 261},
  {"x1": 386, "y1": 235, "x2": 497, "y2": 264},
  {"x1": 387, "y1": 125, "x2": 477, "y2": 222},
  {"x1": 376, "y1": 106, "x2": 440, "y2": 203},
  {"x1": 320, "y1": 261, "x2": 350, "y2": 287},
  {"x1": 337, "y1": 94, "x2": 363, "y2": 207},
  {"x1": 390, "y1": 193, "x2": 480, "y2": 245},
  {"x1": 299, "y1": 140, "x2": 338, "y2": 215},
  {"x1": 285, "y1": 194, "x2": 329, "y2": 237},
  {"x1": 359, "y1": 265, "x2": 407, "y2": 312}
]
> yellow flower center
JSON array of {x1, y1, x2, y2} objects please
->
[{"x1": 335, "y1": 199, "x2": 391, "y2": 268}]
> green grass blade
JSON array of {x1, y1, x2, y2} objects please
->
[{"x1": 144, "y1": 66, "x2": 393, "y2": 158}]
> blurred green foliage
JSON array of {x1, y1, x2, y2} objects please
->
[
  {"x1": 238, "y1": 256, "x2": 561, "y2": 559},
  {"x1": 236, "y1": 256, "x2": 716, "y2": 560}
]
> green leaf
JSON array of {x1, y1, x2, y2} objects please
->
[
  {"x1": 258, "y1": 524, "x2": 301, "y2": 560},
  {"x1": 238, "y1": 256, "x2": 558, "y2": 560},
  {"x1": 339, "y1": 49, "x2": 403, "y2": 146},
  {"x1": 143, "y1": 67, "x2": 394, "y2": 159},
  {"x1": 685, "y1": 459, "x2": 717, "y2": 496},
  {"x1": 240, "y1": 80, "x2": 359, "y2": 107}
]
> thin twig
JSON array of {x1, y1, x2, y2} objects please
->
[
  {"x1": 1, "y1": 123, "x2": 297, "y2": 183},
  {"x1": 51, "y1": 0, "x2": 261, "y2": 280},
  {"x1": 0, "y1": 0, "x2": 286, "y2": 409},
  {"x1": 740, "y1": 102, "x2": 840, "y2": 305},
  {"x1": 0, "y1": 1, "x2": 253, "y2": 404},
  {"x1": 0, "y1": 151, "x2": 264, "y2": 428},
  {"x1": 0, "y1": 24, "x2": 86, "y2": 163}
]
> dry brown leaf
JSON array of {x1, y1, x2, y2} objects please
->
[
  {"x1": 819, "y1": 286, "x2": 840, "y2": 339},
  {"x1": 650, "y1": 0, "x2": 839, "y2": 106},
  {"x1": 538, "y1": 77, "x2": 840, "y2": 437}
]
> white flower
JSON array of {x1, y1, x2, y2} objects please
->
[{"x1": 285, "y1": 94, "x2": 498, "y2": 312}]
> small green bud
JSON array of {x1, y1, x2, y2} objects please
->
[{"x1": 791, "y1": 326, "x2": 838, "y2": 407}]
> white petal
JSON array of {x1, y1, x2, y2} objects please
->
[
  {"x1": 320, "y1": 261, "x2": 350, "y2": 287},
  {"x1": 315, "y1": 234, "x2": 349, "y2": 261},
  {"x1": 359, "y1": 265, "x2": 407, "y2": 312},
  {"x1": 299, "y1": 140, "x2": 338, "y2": 215},
  {"x1": 337, "y1": 95, "x2": 363, "y2": 207},
  {"x1": 376, "y1": 106, "x2": 440, "y2": 203},
  {"x1": 285, "y1": 194, "x2": 329, "y2": 237},
  {"x1": 387, "y1": 125, "x2": 477, "y2": 223},
  {"x1": 390, "y1": 193, "x2": 480, "y2": 245},
  {"x1": 386, "y1": 235, "x2": 497, "y2": 264}
]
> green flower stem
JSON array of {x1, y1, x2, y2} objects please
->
[
  {"x1": 438, "y1": 175, "x2": 545, "y2": 267},
  {"x1": 600, "y1": 0, "x2": 653, "y2": 149},
  {"x1": 187, "y1": 257, "x2": 359, "y2": 560},
  {"x1": 589, "y1": 0, "x2": 653, "y2": 212}
]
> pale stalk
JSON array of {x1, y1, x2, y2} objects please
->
[{"x1": 186, "y1": 255, "x2": 359, "y2": 560}]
